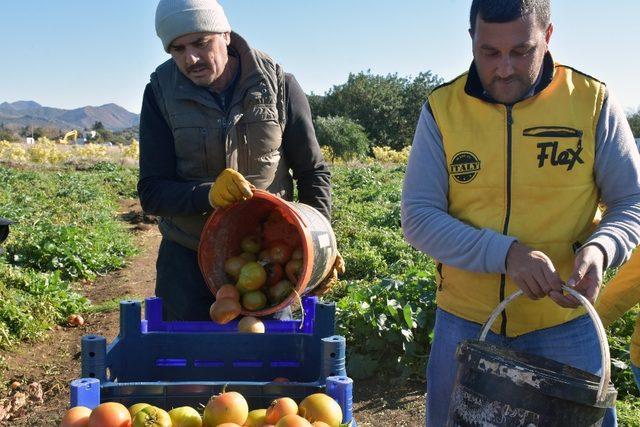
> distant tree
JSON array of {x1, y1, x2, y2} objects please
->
[
  {"x1": 311, "y1": 70, "x2": 443, "y2": 150},
  {"x1": 628, "y1": 109, "x2": 640, "y2": 139},
  {"x1": 315, "y1": 116, "x2": 370, "y2": 162},
  {"x1": 0, "y1": 123, "x2": 17, "y2": 142},
  {"x1": 307, "y1": 93, "x2": 325, "y2": 118},
  {"x1": 92, "y1": 121, "x2": 105, "y2": 131},
  {"x1": 18, "y1": 125, "x2": 44, "y2": 138},
  {"x1": 31, "y1": 127, "x2": 45, "y2": 139},
  {"x1": 16, "y1": 125, "x2": 65, "y2": 140}
]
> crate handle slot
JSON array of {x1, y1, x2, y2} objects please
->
[
  {"x1": 270, "y1": 360, "x2": 301, "y2": 368},
  {"x1": 156, "y1": 358, "x2": 187, "y2": 367},
  {"x1": 194, "y1": 360, "x2": 225, "y2": 368},
  {"x1": 232, "y1": 360, "x2": 264, "y2": 368}
]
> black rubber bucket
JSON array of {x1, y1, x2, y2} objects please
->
[{"x1": 447, "y1": 286, "x2": 617, "y2": 426}]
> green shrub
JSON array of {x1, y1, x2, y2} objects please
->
[
  {"x1": 315, "y1": 116, "x2": 370, "y2": 161},
  {"x1": 331, "y1": 164, "x2": 434, "y2": 379},
  {"x1": 607, "y1": 307, "x2": 640, "y2": 399},
  {"x1": 0, "y1": 260, "x2": 88, "y2": 347},
  {"x1": 1, "y1": 167, "x2": 137, "y2": 280},
  {"x1": 336, "y1": 275, "x2": 436, "y2": 381}
]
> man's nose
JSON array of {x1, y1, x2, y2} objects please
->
[
  {"x1": 496, "y1": 55, "x2": 514, "y2": 79},
  {"x1": 185, "y1": 48, "x2": 199, "y2": 65}
]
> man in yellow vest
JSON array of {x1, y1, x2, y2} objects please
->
[{"x1": 401, "y1": 0, "x2": 640, "y2": 425}]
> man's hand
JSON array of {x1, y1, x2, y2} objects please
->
[
  {"x1": 560, "y1": 245, "x2": 605, "y2": 308},
  {"x1": 506, "y1": 242, "x2": 572, "y2": 306},
  {"x1": 313, "y1": 251, "x2": 346, "y2": 297},
  {"x1": 209, "y1": 168, "x2": 254, "y2": 208}
]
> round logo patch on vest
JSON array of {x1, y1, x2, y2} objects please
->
[{"x1": 449, "y1": 151, "x2": 481, "y2": 184}]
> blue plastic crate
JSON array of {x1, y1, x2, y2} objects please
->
[
  {"x1": 81, "y1": 297, "x2": 342, "y2": 383},
  {"x1": 70, "y1": 297, "x2": 356, "y2": 424}
]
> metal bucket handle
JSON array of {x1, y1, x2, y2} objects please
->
[{"x1": 478, "y1": 286, "x2": 611, "y2": 406}]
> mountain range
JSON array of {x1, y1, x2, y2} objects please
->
[{"x1": 0, "y1": 101, "x2": 139, "y2": 131}]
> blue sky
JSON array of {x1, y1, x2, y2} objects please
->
[{"x1": 1, "y1": 1, "x2": 639, "y2": 114}]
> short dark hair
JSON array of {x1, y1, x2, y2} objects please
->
[{"x1": 469, "y1": 0, "x2": 551, "y2": 34}]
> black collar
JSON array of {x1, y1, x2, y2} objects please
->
[{"x1": 464, "y1": 52, "x2": 555, "y2": 105}]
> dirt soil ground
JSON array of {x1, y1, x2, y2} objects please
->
[{"x1": 0, "y1": 199, "x2": 425, "y2": 426}]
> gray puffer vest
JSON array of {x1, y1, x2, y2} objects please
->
[{"x1": 150, "y1": 32, "x2": 292, "y2": 251}]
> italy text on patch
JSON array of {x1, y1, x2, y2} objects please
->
[{"x1": 449, "y1": 151, "x2": 481, "y2": 184}]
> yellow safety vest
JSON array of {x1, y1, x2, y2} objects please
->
[{"x1": 428, "y1": 61, "x2": 606, "y2": 336}]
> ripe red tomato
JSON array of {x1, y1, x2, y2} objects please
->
[
  {"x1": 269, "y1": 242, "x2": 293, "y2": 265},
  {"x1": 265, "y1": 263, "x2": 284, "y2": 286}
]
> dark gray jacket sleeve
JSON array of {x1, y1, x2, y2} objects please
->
[
  {"x1": 282, "y1": 74, "x2": 332, "y2": 220},
  {"x1": 401, "y1": 104, "x2": 517, "y2": 274},
  {"x1": 137, "y1": 83, "x2": 213, "y2": 217},
  {"x1": 583, "y1": 90, "x2": 640, "y2": 269}
]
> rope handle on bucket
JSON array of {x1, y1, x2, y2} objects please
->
[{"x1": 478, "y1": 286, "x2": 611, "y2": 406}]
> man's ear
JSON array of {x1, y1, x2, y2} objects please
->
[{"x1": 545, "y1": 23, "x2": 554, "y2": 45}]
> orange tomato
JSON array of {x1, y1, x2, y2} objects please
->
[
  {"x1": 88, "y1": 402, "x2": 131, "y2": 427},
  {"x1": 209, "y1": 298, "x2": 242, "y2": 324},
  {"x1": 202, "y1": 391, "x2": 248, "y2": 427},
  {"x1": 298, "y1": 394, "x2": 342, "y2": 427},
  {"x1": 216, "y1": 284, "x2": 241, "y2": 301},
  {"x1": 265, "y1": 398, "x2": 298, "y2": 424},
  {"x1": 275, "y1": 414, "x2": 312, "y2": 427},
  {"x1": 61, "y1": 406, "x2": 91, "y2": 427}
]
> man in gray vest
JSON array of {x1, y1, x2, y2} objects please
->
[{"x1": 139, "y1": 0, "x2": 336, "y2": 320}]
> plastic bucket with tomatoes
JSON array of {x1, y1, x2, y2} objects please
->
[{"x1": 198, "y1": 189, "x2": 338, "y2": 317}]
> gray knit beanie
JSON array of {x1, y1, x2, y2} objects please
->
[{"x1": 155, "y1": 0, "x2": 231, "y2": 52}]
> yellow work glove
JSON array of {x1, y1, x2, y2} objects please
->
[
  {"x1": 313, "y1": 251, "x2": 346, "y2": 297},
  {"x1": 209, "y1": 168, "x2": 254, "y2": 208}
]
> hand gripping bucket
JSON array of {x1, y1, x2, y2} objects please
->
[
  {"x1": 447, "y1": 286, "x2": 617, "y2": 426},
  {"x1": 198, "y1": 189, "x2": 338, "y2": 317}
]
